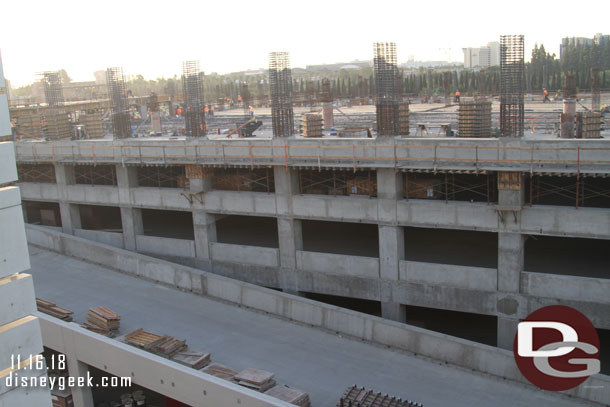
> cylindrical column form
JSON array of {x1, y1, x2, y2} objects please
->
[{"x1": 560, "y1": 99, "x2": 576, "y2": 138}]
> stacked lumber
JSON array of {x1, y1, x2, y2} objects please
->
[
  {"x1": 301, "y1": 113, "x2": 323, "y2": 137},
  {"x1": 151, "y1": 336, "x2": 187, "y2": 357},
  {"x1": 338, "y1": 385, "x2": 423, "y2": 407},
  {"x1": 234, "y1": 368, "x2": 276, "y2": 393},
  {"x1": 202, "y1": 364, "x2": 238, "y2": 381},
  {"x1": 171, "y1": 350, "x2": 211, "y2": 370},
  {"x1": 83, "y1": 306, "x2": 121, "y2": 337},
  {"x1": 266, "y1": 385, "x2": 311, "y2": 407},
  {"x1": 36, "y1": 298, "x2": 73, "y2": 322}
]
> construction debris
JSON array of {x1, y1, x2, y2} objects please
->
[
  {"x1": 265, "y1": 385, "x2": 311, "y2": 407},
  {"x1": 202, "y1": 363, "x2": 238, "y2": 381},
  {"x1": 82, "y1": 306, "x2": 121, "y2": 336},
  {"x1": 338, "y1": 385, "x2": 423, "y2": 407},
  {"x1": 36, "y1": 298, "x2": 73, "y2": 322},
  {"x1": 170, "y1": 350, "x2": 211, "y2": 370},
  {"x1": 234, "y1": 368, "x2": 276, "y2": 392}
]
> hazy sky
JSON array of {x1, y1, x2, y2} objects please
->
[{"x1": 1, "y1": 0, "x2": 607, "y2": 87}]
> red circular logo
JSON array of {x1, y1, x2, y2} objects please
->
[{"x1": 513, "y1": 305, "x2": 600, "y2": 391}]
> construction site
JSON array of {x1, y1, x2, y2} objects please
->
[{"x1": 2, "y1": 34, "x2": 610, "y2": 407}]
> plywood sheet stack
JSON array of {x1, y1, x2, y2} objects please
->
[
  {"x1": 234, "y1": 368, "x2": 276, "y2": 392},
  {"x1": 301, "y1": 113, "x2": 323, "y2": 137},
  {"x1": 266, "y1": 385, "x2": 311, "y2": 407},
  {"x1": 83, "y1": 306, "x2": 121, "y2": 337},
  {"x1": 36, "y1": 298, "x2": 73, "y2": 322}
]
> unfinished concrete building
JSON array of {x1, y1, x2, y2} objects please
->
[
  {"x1": 7, "y1": 38, "x2": 610, "y2": 406},
  {"x1": 14, "y1": 128, "x2": 610, "y2": 359}
]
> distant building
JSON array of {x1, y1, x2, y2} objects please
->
[
  {"x1": 560, "y1": 34, "x2": 608, "y2": 58},
  {"x1": 463, "y1": 42, "x2": 500, "y2": 68}
]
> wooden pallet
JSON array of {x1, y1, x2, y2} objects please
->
[
  {"x1": 124, "y1": 328, "x2": 166, "y2": 350},
  {"x1": 36, "y1": 298, "x2": 73, "y2": 322},
  {"x1": 266, "y1": 385, "x2": 311, "y2": 407},
  {"x1": 202, "y1": 364, "x2": 238, "y2": 381},
  {"x1": 234, "y1": 368, "x2": 276, "y2": 392},
  {"x1": 171, "y1": 350, "x2": 211, "y2": 370}
]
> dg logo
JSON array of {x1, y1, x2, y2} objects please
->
[{"x1": 514, "y1": 305, "x2": 601, "y2": 391}]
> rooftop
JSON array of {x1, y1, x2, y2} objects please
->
[{"x1": 28, "y1": 245, "x2": 593, "y2": 407}]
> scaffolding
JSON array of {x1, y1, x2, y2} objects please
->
[
  {"x1": 182, "y1": 61, "x2": 206, "y2": 137},
  {"x1": 17, "y1": 164, "x2": 56, "y2": 183},
  {"x1": 526, "y1": 174, "x2": 610, "y2": 209},
  {"x1": 137, "y1": 165, "x2": 187, "y2": 188},
  {"x1": 500, "y1": 35, "x2": 524, "y2": 137},
  {"x1": 404, "y1": 171, "x2": 496, "y2": 203},
  {"x1": 373, "y1": 42, "x2": 399, "y2": 136},
  {"x1": 212, "y1": 168, "x2": 274, "y2": 193},
  {"x1": 106, "y1": 67, "x2": 131, "y2": 139},
  {"x1": 299, "y1": 169, "x2": 377, "y2": 197},
  {"x1": 269, "y1": 52, "x2": 294, "y2": 137},
  {"x1": 74, "y1": 165, "x2": 117, "y2": 186}
]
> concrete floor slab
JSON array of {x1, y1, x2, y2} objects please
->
[{"x1": 27, "y1": 246, "x2": 599, "y2": 407}]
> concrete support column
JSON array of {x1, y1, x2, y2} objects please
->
[
  {"x1": 497, "y1": 316, "x2": 520, "y2": 350},
  {"x1": 497, "y1": 232, "x2": 524, "y2": 293},
  {"x1": 189, "y1": 168, "x2": 216, "y2": 268},
  {"x1": 56, "y1": 164, "x2": 81, "y2": 234},
  {"x1": 496, "y1": 171, "x2": 525, "y2": 347},
  {"x1": 273, "y1": 167, "x2": 299, "y2": 215},
  {"x1": 273, "y1": 167, "x2": 302, "y2": 294},
  {"x1": 376, "y1": 168, "x2": 406, "y2": 323},
  {"x1": 120, "y1": 207, "x2": 143, "y2": 251},
  {"x1": 116, "y1": 165, "x2": 142, "y2": 251},
  {"x1": 65, "y1": 358, "x2": 94, "y2": 407},
  {"x1": 193, "y1": 212, "x2": 216, "y2": 267},
  {"x1": 277, "y1": 217, "x2": 303, "y2": 293},
  {"x1": 379, "y1": 225, "x2": 406, "y2": 322}
]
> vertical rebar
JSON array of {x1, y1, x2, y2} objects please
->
[
  {"x1": 269, "y1": 52, "x2": 294, "y2": 137},
  {"x1": 182, "y1": 61, "x2": 206, "y2": 137},
  {"x1": 374, "y1": 42, "x2": 400, "y2": 136},
  {"x1": 106, "y1": 67, "x2": 131, "y2": 139},
  {"x1": 500, "y1": 35, "x2": 524, "y2": 137}
]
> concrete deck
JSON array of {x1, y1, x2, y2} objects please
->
[{"x1": 27, "y1": 246, "x2": 599, "y2": 407}]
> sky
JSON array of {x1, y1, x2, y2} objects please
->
[{"x1": 1, "y1": 0, "x2": 608, "y2": 87}]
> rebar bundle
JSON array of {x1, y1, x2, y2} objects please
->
[
  {"x1": 41, "y1": 71, "x2": 64, "y2": 107},
  {"x1": 182, "y1": 61, "x2": 206, "y2": 137},
  {"x1": 591, "y1": 68, "x2": 600, "y2": 112},
  {"x1": 373, "y1": 42, "x2": 399, "y2": 136},
  {"x1": 106, "y1": 67, "x2": 131, "y2": 139},
  {"x1": 269, "y1": 52, "x2": 294, "y2": 137},
  {"x1": 500, "y1": 35, "x2": 524, "y2": 137}
]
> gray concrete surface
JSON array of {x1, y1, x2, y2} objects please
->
[{"x1": 28, "y1": 246, "x2": 601, "y2": 407}]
